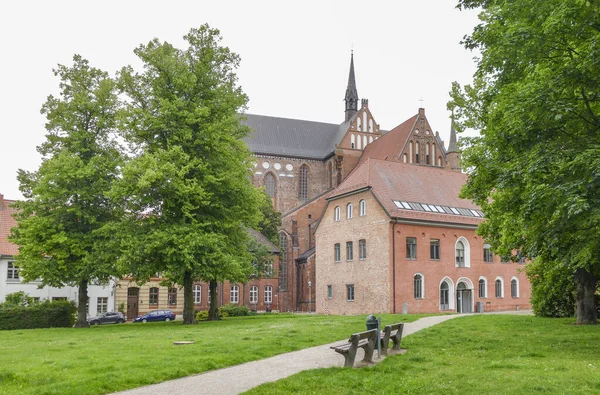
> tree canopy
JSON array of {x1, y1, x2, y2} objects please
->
[
  {"x1": 10, "y1": 55, "x2": 122, "y2": 327},
  {"x1": 114, "y1": 25, "x2": 264, "y2": 324},
  {"x1": 450, "y1": 0, "x2": 600, "y2": 323}
]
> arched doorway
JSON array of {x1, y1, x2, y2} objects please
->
[
  {"x1": 440, "y1": 281, "x2": 450, "y2": 310},
  {"x1": 456, "y1": 282, "x2": 472, "y2": 313},
  {"x1": 127, "y1": 287, "x2": 139, "y2": 320}
]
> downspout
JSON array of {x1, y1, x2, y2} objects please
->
[{"x1": 392, "y1": 221, "x2": 397, "y2": 314}]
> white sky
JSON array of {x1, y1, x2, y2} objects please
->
[{"x1": 0, "y1": 1, "x2": 480, "y2": 200}]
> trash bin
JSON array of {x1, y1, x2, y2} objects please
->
[{"x1": 366, "y1": 314, "x2": 378, "y2": 330}]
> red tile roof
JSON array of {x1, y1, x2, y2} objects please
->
[
  {"x1": 0, "y1": 194, "x2": 19, "y2": 256},
  {"x1": 358, "y1": 114, "x2": 419, "y2": 166}
]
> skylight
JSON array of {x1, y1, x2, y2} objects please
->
[{"x1": 392, "y1": 200, "x2": 484, "y2": 219}]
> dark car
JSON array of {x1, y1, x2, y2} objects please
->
[
  {"x1": 133, "y1": 310, "x2": 176, "y2": 323},
  {"x1": 88, "y1": 311, "x2": 126, "y2": 325}
]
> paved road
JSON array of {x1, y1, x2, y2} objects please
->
[{"x1": 116, "y1": 310, "x2": 532, "y2": 395}]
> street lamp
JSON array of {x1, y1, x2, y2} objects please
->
[{"x1": 308, "y1": 281, "x2": 312, "y2": 313}]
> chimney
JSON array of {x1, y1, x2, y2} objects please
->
[{"x1": 361, "y1": 98, "x2": 369, "y2": 108}]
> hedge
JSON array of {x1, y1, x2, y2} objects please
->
[{"x1": 0, "y1": 300, "x2": 77, "y2": 330}]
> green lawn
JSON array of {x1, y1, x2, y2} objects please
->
[
  {"x1": 0, "y1": 313, "x2": 427, "y2": 394},
  {"x1": 247, "y1": 315, "x2": 600, "y2": 394}
]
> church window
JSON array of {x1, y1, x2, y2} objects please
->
[
  {"x1": 369, "y1": 119, "x2": 373, "y2": 132},
  {"x1": 351, "y1": 134, "x2": 355, "y2": 149},
  {"x1": 265, "y1": 173, "x2": 275, "y2": 198},
  {"x1": 327, "y1": 162, "x2": 333, "y2": 189},
  {"x1": 346, "y1": 203, "x2": 353, "y2": 219},
  {"x1": 415, "y1": 142, "x2": 420, "y2": 163},
  {"x1": 356, "y1": 134, "x2": 362, "y2": 150},
  {"x1": 299, "y1": 165, "x2": 309, "y2": 200},
  {"x1": 279, "y1": 233, "x2": 288, "y2": 290},
  {"x1": 438, "y1": 156, "x2": 442, "y2": 166},
  {"x1": 359, "y1": 199, "x2": 366, "y2": 216},
  {"x1": 432, "y1": 145, "x2": 436, "y2": 165},
  {"x1": 334, "y1": 206, "x2": 340, "y2": 221},
  {"x1": 363, "y1": 112, "x2": 367, "y2": 133},
  {"x1": 369, "y1": 136, "x2": 373, "y2": 144},
  {"x1": 357, "y1": 118, "x2": 362, "y2": 131},
  {"x1": 426, "y1": 143, "x2": 430, "y2": 164},
  {"x1": 403, "y1": 153, "x2": 407, "y2": 163},
  {"x1": 363, "y1": 135, "x2": 367, "y2": 148},
  {"x1": 409, "y1": 141, "x2": 414, "y2": 164}
]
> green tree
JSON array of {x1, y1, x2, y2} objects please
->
[
  {"x1": 115, "y1": 25, "x2": 263, "y2": 324},
  {"x1": 450, "y1": 0, "x2": 600, "y2": 324},
  {"x1": 3, "y1": 291, "x2": 33, "y2": 307},
  {"x1": 10, "y1": 55, "x2": 122, "y2": 327},
  {"x1": 255, "y1": 190, "x2": 282, "y2": 245}
]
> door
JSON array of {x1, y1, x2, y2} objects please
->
[
  {"x1": 127, "y1": 287, "x2": 139, "y2": 320},
  {"x1": 456, "y1": 283, "x2": 472, "y2": 313}
]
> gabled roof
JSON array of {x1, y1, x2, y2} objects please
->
[
  {"x1": 0, "y1": 195, "x2": 18, "y2": 256},
  {"x1": 328, "y1": 158, "x2": 481, "y2": 226},
  {"x1": 243, "y1": 114, "x2": 343, "y2": 160},
  {"x1": 358, "y1": 114, "x2": 419, "y2": 166}
]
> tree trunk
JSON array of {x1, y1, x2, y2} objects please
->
[
  {"x1": 209, "y1": 279, "x2": 220, "y2": 320},
  {"x1": 182, "y1": 270, "x2": 197, "y2": 325},
  {"x1": 74, "y1": 279, "x2": 90, "y2": 328},
  {"x1": 574, "y1": 268, "x2": 598, "y2": 325}
]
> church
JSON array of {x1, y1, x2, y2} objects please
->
[{"x1": 244, "y1": 54, "x2": 531, "y2": 314}]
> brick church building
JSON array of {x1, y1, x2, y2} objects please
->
[{"x1": 245, "y1": 53, "x2": 530, "y2": 314}]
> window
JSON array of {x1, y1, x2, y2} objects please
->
[
  {"x1": 230, "y1": 285, "x2": 239, "y2": 304},
  {"x1": 52, "y1": 297, "x2": 67, "y2": 301},
  {"x1": 299, "y1": 165, "x2": 309, "y2": 200},
  {"x1": 495, "y1": 278, "x2": 504, "y2": 298},
  {"x1": 264, "y1": 260, "x2": 273, "y2": 277},
  {"x1": 440, "y1": 282, "x2": 449, "y2": 310},
  {"x1": 149, "y1": 287, "x2": 159, "y2": 305},
  {"x1": 265, "y1": 173, "x2": 275, "y2": 198},
  {"x1": 430, "y1": 239, "x2": 440, "y2": 260},
  {"x1": 359, "y1": 239, "x2": 367, "y2": 260},
  {"x1": 511, "y1": 278, "x2": 519, "y2": 298},
  {"x1": 414, "y1": 274, "x2": 423, "y2": 299},
  {"x1": 327, "y1": 285, "x2": 333, "y2": 299},
  {"x1": 359, "y1": 200, "x2": 366, "y2": 216},
  {"x1": 327, "y1": 162, "x2": 333, "y2": 189},
  {"x1": 517, "y1": 250, "x2": 527, "y2": 264},
  {"x1": 456, "y1": 241, "x2": 465, "y2": 267},
  {"x1": 415, "y1": 142, "x2": 420, "y2": 163},
  {"x1": 193, "y1": 285, "x2": 202, "y2": 304},
  {"x1": 334, "y1": 206, "x2": 340, "y2": 222},
  {"x1": 406, "y1": 237, "x2": 417, "y2": 259},
  {"x1": 483, "y1": 243, "x2": 494, "y2": 263},
  {"x1": 346, "y1": 203, "x2": 353, "y2": 219},
  {"x1": 346, "y1": 241, "x2": 353, "y2": 261},
  {"x1": 279, "y1": 232, "x2": 288, "y2": 290},
  {"x1": 7, "y1": 262, "x2": 19, "y2": 280},
  {"x1": 334, "y1": 243, "x2": 341, "y2": 262},
  {"x1": 250, "y1": 286, "x2": 258, "y2": 304},
  {"x1": 346, "y1": 284, "x2": 355, "y2": 301},
  {"x1": 168, "y1": 288, "x2": 177, "y2": 306},
  {"x1": 97, "y1": 297, "x2": 108, "y2": 314},
  {"x1": 478, "y1": 278, "x2": 487, "y2": 298},
  {"x1": 264, "y1": 286, "x2": 273, "y2": 304}
]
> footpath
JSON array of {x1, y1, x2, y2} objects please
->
[{"x1": 117, "y1": 310, "x2": 532, "y2": 395}]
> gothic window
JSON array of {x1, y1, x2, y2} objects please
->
[
  {"x1": 356, "y1": 134, "x2": 362, "y2": 149},
  {"x1": 369, "y1": 119, "x2": 373, "y2": 132},
  {"x1": 299, "y1": 165, "x2": 309, "y2": 200},
  {"x1": 409, "y1": 141, "x2": 414, "y2": 163},
  {"x1": 456, "y1": 241, "x2": 465, "y2": 267},
  {"x1": 357, "y1": 118, "x2": 362, "y2": 131},
  {"x1": 511, "y1": 277, "x2": 519, "y2": 298},
  {"x1": 403, "y1": 153, "x2": 407, "y2": 163},
  {"x1": 351, "y1": 134, "x2": 356, "y2": 149},
  {"x1": 432, "y1": 144, "x2": 436, "y2": 165},
  {"x1": 426, "y1": 143, "x2": 430, "y2": 164},
  {"x1": 265, "y1": 173, "x2": 275, "y2": 198},
  {"x1": 279, "y1": 232, "x2": 288, "y2": 290},
  {"x1": 438, "y1": 156, "x2": 442, "y2": 166},
  {"x1": 495, "y1": 278, "x2": 504, "y2": 298},
  {"x1": 363, "y1": 135, "x2": 367, "y2": 148},
  {"x1": 478, "y1": 278, "x2": 487, "y2": 298},
  {"x1": 415, "y1": 142, "x2": 420, "y2": 163},
  {"x1": 414, "y1": 274, "x2": 423, "y2": 299}
]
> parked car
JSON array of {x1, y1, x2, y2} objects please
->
[
  {"x1": 88, "y1": 311, "x2": 126, "y2": 325},
  {"x1": 132, "y1": 310, "x2": 176, "y2": 323}
]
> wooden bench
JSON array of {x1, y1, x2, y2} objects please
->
[
  {"x1": 330, "y1": 329, "x2": 377, "y2": 367},
  {"x1": 380, "y1": 323, "x2": 404, "y2": 355}
]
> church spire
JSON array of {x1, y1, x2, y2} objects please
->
[
  {"x1": 447, "y1": 120, "x2": 458, "y2": 153},
  {"x1": 344, "y1": 51, "x2": 359, "y2": 122}
]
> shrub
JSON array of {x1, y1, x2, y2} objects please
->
[
  {"x1": 195, "y1": 310, "x2": 209, "y2": 321},
  {"x1": 3, "y1": 291, "x2": 32, "y2": 307},
  {"x1": 0, "y1": 300, "x2": 76, "y2": 330},
  {"x1": 219, "y1": 304, "x2": 250, "y2": 317},
  {"x1": 527, "y1": 260, "x2": 576, "y2": 317}
]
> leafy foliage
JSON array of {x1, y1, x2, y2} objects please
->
[
  {"x1": 0, "y1": 300, "x2": 76, "y2": 330},
  {"x1": 451, "y1": 0, "x2": 600, "y2": 323},
  {"x1": 2, "y1": 291, "x2": 34, "y2": 307},
  {"x1": 219, "y1": 303, "x2": 251, "y2": 317}
]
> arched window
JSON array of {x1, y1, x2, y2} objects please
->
[
  {"x1": 369, "y1": 135, "x2": 373, "y2": 143},
  {"x1": 409, "y1": 141, "x2": 414, "y2": 163},
  {"x1": 299, "y1": 165, "x2": 309, "y2": 200},
  {"x1": 511, "y1": 277, "x2": 519, "y2": 298},
  {"x1": 440, "y1": 281, "x2": 449, "y2": 310},
  {"x1": 478, "y1": 278, "x2": 487, "y2": 298},
  {"x1": 432, "y1": 144, "x2": 436, "y2": 165},
  {"x1": 455, "y1": 237, "x2": 471, "y2": 268},
  {"x1": 359, "y1": 200, "x2": 366, "y2": 216},
  {"x1": 356, "y1": 134, "x2": 362, "y2": 149},
  {"x1": 438, "y1": 156, "x2": 442, "y2": 166},
  {"x1": 403, "y1": 153, "x2": 407, "y2": 163},
  {"x1": 357, "y1": 118, "x2": 362, "y2": 131},
  {"x1": 363, "y1": 135, "x2": 367, "y2": 148},
  {"x1": 415, "y1": 142, "x2": 420, "y2": 163},
  {"x1": 334, "y1": 206, "x2": 340, "y2": 222},
  {"x1": 369, "y1": 119, "x2": 373, "y2": 132},
  {"x1": 265, "y1": 173, "x2": 275, "y2": 198},
  {"x1": 414, "y1": 274, "x2": 423, "y2": 299},
  {"x1": 351, "y1": 134, "x2": 356, "y2": 149},
  {"x1": 426, "y1": 143, "x2": 430, "y2": 164},
  {"x1": 279, "y1": 232, "x2": 288, "y2": 290},
  {"x1": 327, "y1": 161, "x2": 333, "y2": 189},
  {"x1": 346, "y1": 203, "x2": 353, "y2": 219},
  {"x1": 495, "y1": 278, "x2": 504, "y2": 298}
]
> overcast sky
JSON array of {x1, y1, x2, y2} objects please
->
[{"x1": 0, "y1": 1, "x2": 480, "y2": 200}]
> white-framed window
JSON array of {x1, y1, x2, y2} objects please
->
[
  {"x1": 346, "y1": 241, "x2": 353, "y2": 261},
  {"x1": 359, "y1": 239, "x2": 367, "y2": 260},
  {"x1": 455, "y1": 237, "x2": 471, "y2": 268},
  {"x1": 346, "y1": 284, "x2": 355, "y2": 301},
  {"x1": 334, "y1": 206, "x2": 340, "y2": 222},
  {"x1": 97, "y1": 297, "x2": 108, "y2": 314},
  {"x1": 478, "y1": 277, "x2": 487, "y2": 298},
  {"x1": 439, "y1": 277, "x2": 455, "y2": 311},
  {"x1": 264, "y1": 286, "x2": 273, "y2": 304},
  {"x1": 511, "y1": 277, "x2": 520, "y2": 298},
  {"x1": 7, "y1": 262, "x2": 19, "y2": 280},
  {"x1": 346, "y1": 203, "x2": 353, "y2": 219},
  {"x1": 359, "y1": 199, "x2": 366, "y2": 216},
  {"x1": 334, "y1": 243, "x2": 341, "y2": 262},
  {"x1": 250, "y1": 286, "x2": 258, "y2": 304},
  {"x1": 495, "y1": 277, "x2": 504, "y2": 298},
  {"x1": 230, "y1": 285, "x2": 239, "y2": 304},
  {"x1": 193, "y1": 285, "x2": 202, "y2": 304},
  {"x1": 414, "y1": 274, "x2": 423, "y2": 299}
]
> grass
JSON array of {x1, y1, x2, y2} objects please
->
[
  {"x1": 0, "y1": 312, "x2": 428, "y2": 394},
  {"x1": 246, "y1": 315, "x2": 600, "y2": 394}
]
